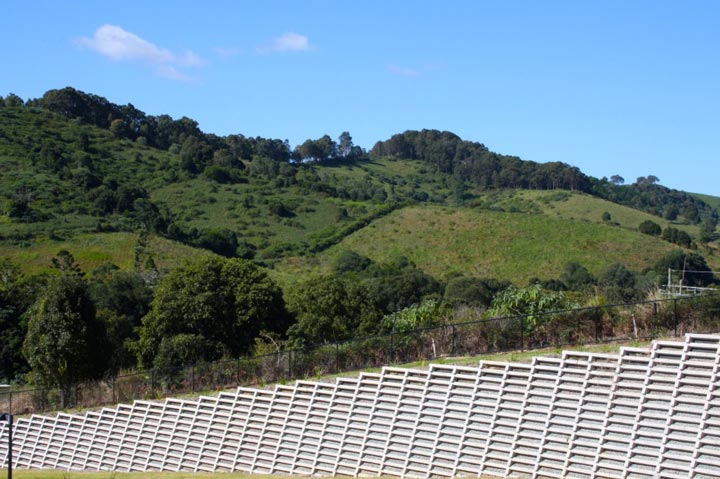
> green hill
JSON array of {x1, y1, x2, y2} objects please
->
[
  {"x1": 0, "y1": 88, "x2": 718, "y2": 282},
  {"x1": 274, "y1": 203, "x2": 703, "y2": 286}
]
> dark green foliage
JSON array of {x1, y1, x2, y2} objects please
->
[
  {"x1": 202, "y1": 165, "x2": 243, "y2": 183},
  {"x1": 0, "y1": 259, "x2": 40, "y2": 381},
  {"x1": 444, "y1": 276, "x2": 511, "y2": 307},
  {"x1": 592, "y1": 177, "x2": 714, "y2": 223},
  {"x1": 560, "y1": 262, "x2": 595, "y2": 291},
  {"x1": 134, "y1": 256, "x2": 288, "y2": 369},
  {"x1": 699, "y1": 216, "x2": 718, "y2": 243},
  {"x1": 600, "y1": 263, "x2": 640, "y2": 302},
  {"x1": 195, "y1": 228, "x2": 238, "y2": 257},
  {"x1": 662, "y1": 227, "x2": 693, "y2": 248},
  {"x1": 180, "y1": 136, "x2": 213, "y2": 174},
  {"x1": 333, "y1": 250, "x2": 372, "y2": 274},
  {"x1": 267, "y1": 199, "x2": 293, "y2": 217},
  {"x1": 287, "y1": 276, "x2": 382, "y2": 345},
  {"x1": 638, "y1": 220, "x2": 662, "y2": 236},
  {"x1": 371, "y1": 129, "x2": 590, "y2": 191},
  {"x1": 89, "y1": 265, "x2": 152, "y2": 370},
  {"x1": 51, "y1": 249, "x2": 84, "y2": 277},
  {"x1": 366, "y1": 257, "x2": 443, "y2": 314},
  {"x1": 653, "y1": 251, "x2": 714, "y2": 287},
  {"x1": 153, "y1": 333, "x2": 225, "y2": 370},
  {"x1": 22, "y1": 274, "x2": 109, "y2": 396},
  {"x1": 602, "y1": 211, "x2": 611, "y2": 222}
]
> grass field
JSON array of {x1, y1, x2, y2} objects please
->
[
  {"x1": 322, "y1": 204, "x2": 683, "y2": 282},
  {"x1": 274, "y1": 189, "x2": 719, "y2": 285},
  {"x1": 0, "y1": 232, "x2": 211, "y2": 276}
]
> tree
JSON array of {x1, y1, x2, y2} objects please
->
[
  {"x1": 662, "y1": 227, "x2": 693, "y2": 248},
  {"x1": 333, "y1": 250, "x2": 372, "y2": 274},
  {"x1": 610, "y1": 175, "x2": 624, "y2": 185},
  {"x1": 638, "y1": 220, "x2": 662, "y2": 236},
  {"x1": 23, "y1": 275, "x2": 108, "y2": 406},
  {"x1": 602, "y1": 211, "x2": 612, "y2": 222},
  {"x1": 134, "y1": 256, "x2": 287, "y2": 368},
  {"x1": 0, "y1": 259, "x2": 38, "y2": 381},
  {"x1": 51, "y1": 250, "x2": 84, "y2": 277},
  {"x1": 560, "y1": 262, "x2": 595, "y2": 291},
  {"x1": 286, "y1": 276, "x2": 382, "y2": 345},
  {"x1": 444, "y1": 276, "x2": 510, "y2": 307},
  {"x1": 599, "y1": 263, "x2": 639, "y2": 302},
  {"x1": 89, "y1": 266, "x2": 152, "y2": 370},
  {"x1": 488, "y1": 284, "x2": 566, "y2": 333},
  {"x1": 4, "y1": 93, "x2": 24, "y2": 107},
  {"x1": 653, "y1": 251, "x2": 714, "y2": 287},
  {"x1": 338, "y1": 131, "x2": 354, "y2": 158}
]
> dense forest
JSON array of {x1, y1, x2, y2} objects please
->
[{"x1": 0, "y1": 87, "x2": 718, "y2": 394}]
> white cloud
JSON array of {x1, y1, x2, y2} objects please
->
[
  {"x1": 257, "y1": 32, "x2": 314, "y2": 53},
  {"x1": 78, "y1": 24, "x2": 204, "y2": 81}
]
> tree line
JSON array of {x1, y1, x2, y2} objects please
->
[{"x1": 1, "y1": 247, "x2": 715, "y2": 404}]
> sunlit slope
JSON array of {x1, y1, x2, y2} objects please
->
[
  {"x1": 328, "y1": 205, "x2": 684, "y2": 282},
  {"x1": 0, "y1": 233, "x2": 212, "y2": 275}
]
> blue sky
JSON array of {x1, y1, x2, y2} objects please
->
[{"x1": 3, "y1": 1, "x2": 719, "y2": 194}]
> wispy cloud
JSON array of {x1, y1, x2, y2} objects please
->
[
  {"x1": 388, "y1": 62, "x2": 447, "y2": 78},
  {"x1": 77, "y1": 24, "x2": 204, "y2": 81},
  {"x1": 257, "y1": 32, "x2": 314, "y2": 53}
]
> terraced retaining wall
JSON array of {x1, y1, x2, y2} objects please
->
[{"x1": 2, "y1": 334, "x2": 720, "y2": 478}]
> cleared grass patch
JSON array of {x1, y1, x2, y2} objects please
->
[
  {"x1": 0, "y1": 233, "x2": 210, "y2": 276},
  {"x1": 326, "y1": 204, "x2": 682, "y2": 282}
]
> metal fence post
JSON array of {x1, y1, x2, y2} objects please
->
[
  {"x1": 520, "y1": 315, "x2": 525, "y2": 351},
  {"x1": 236, "y1": 357, "x2": 241, "y2": 384},
  {"x1": 451, "y1": 324, "x2": 457, "y2": 355},
  {"x1": 674, "y1": 299, "x2": 678, "y2": 337},
  {"x1": 335, "y1": 341, "x2": 340, "y2": 373},
  {"x1": 191, "y1": 365, "x2": 195, "y2": 393},
  {"x1": 288, "y1": 350, "x2": 292, "y2": 380},
  {"x1": 390, "y1": 331, "x2": 395, "y2": 364}
]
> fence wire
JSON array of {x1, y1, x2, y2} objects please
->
[{"x1": 2, "y1": 293, "x2": 719, "y2": 415}]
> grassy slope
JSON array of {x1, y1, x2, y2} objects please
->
[
  {"x1": 275, "y1": 189, "x2": 715, "y2": 285},
  {"x1": 0, "y1": 233, "x2": 212, "y2": 276},
  {"x1": 1, "y1": 107, "x2": 716, "y2": 283},
  {"x1": 337, "y1": 206, "x2": 679, "y2": 281}
]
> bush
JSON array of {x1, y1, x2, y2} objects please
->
[{"x1": 638, "y1": 220, "x2": 662, "y2": 236}]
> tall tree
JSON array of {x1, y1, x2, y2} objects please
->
[
  {"x1": 23, "y1": 274, "x2": 108, "y2": 406},
  {"x1": 338, "y1": 131, "x2": 354, "y2": 158},
  {"x1": 134, "y1": 256, "x2": 288, "y2": 368}
]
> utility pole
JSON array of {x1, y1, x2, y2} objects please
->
[{"x1": 0, "y1": 413, "x2": 11, "y2": 479}]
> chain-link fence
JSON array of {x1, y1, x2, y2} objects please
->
[{"x1": 2, "y1": 293, "x2": 719, "y2": 416}]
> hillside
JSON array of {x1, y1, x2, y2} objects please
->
[
  {"x1": 0, "y1": 87, "x2": 717, "y2": 282},
  {"x1": 274, "y1": 202, "x2": 704, "y2": 286},
  {"x1": 2, "y1": 87, "x2": 719, "y2": 387}
]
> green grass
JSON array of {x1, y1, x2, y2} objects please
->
[
  {"x1": 0, "y1": 232, "x2": 212, "y2": 276},
  {"x1": 315, "y1": 204, "x2": 686, "y2": 282}
]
